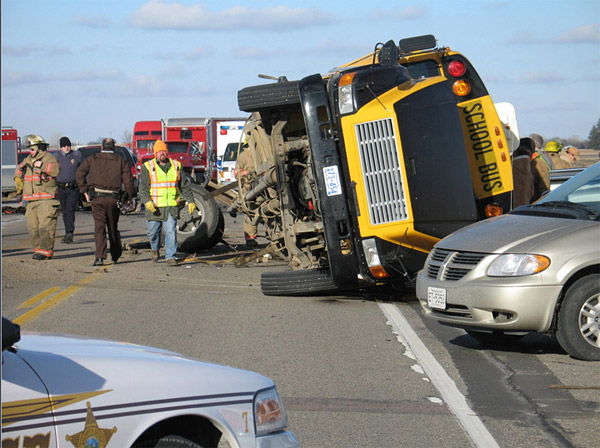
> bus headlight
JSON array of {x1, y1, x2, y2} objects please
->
[
  {"x1": 362, "y1": 238, "x2": 390, "y2": 278},
  {"x1": 338, "y1": 72, "x2": 357, "y2": 114}
]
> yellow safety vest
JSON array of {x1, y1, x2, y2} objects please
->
[{"x1": 145, "y1": 158, "x2": 182, "y2": 207}]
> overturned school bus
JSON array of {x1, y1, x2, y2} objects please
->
[{"x1": 203, "y1": 35, "x2": 515, "y2": 295}]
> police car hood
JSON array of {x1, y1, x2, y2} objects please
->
[
  {"x1": 13, "y1": 332, "x2": 274, "y2": 398},
  {"x1": 435, "y1": 213, "x2": 599, "y2": 254}
]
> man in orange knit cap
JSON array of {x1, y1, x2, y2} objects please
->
[{"x1": 138, "y1": 140, "x2": 195, "y2": 266}]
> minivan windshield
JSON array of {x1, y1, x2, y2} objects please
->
[{"x1": 512, "y1": 162, "x2": 600, "y2": 219}]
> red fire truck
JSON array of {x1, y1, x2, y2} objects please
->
[
  {"x1": 132, "y1": 121, "x2": 162, "y2": 160},
  {"x1": 159, "y1": 118, "x2": 210, "y2": 184},
  {"x1": 2, "y1": 127, "x2": 21, "y2": 194},
  {"x1": 133, "y1": 117, "x2": 248, "y2": 185}
]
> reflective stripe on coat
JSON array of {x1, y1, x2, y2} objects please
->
[{"x1": 144, "y1": 159, "x2": 182, "y2": 207}]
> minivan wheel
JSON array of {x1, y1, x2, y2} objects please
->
[{"x1": 556, "y1": 274, "x2": 600, "y2": 361}]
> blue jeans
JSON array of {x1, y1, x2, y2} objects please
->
[{"x1": 147, "y1": 214, "x2": 177, "y2": 260}]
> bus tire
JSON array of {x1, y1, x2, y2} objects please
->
[
  {"x1": 237, "y1": 81, "x2": 301, "y2": 112},
  {"x1": 260, "y1": 268, "x2": 339, "y2": 296}
]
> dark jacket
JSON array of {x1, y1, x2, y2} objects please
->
[
  {"x1": 55, "y1": 150, "x2": 83, "y2": 183},
  {"x1": 76, "y1": 151, "x2": 134, "y2": 199},
  {"x1": 512, "y1": 154, "x2": 534, "y2": 207}
]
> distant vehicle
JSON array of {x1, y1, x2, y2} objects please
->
[
  {"x1": 417, "y1": 162, "x2": 600, "y2": 361},
  {"x1": 2, "y1": 127, "x2": 20, "y2": 194},
  {"x1": 131, "y1": 120, "x2": 162, "y2": 160},
  {"x1": 219, "y1": 141, "x2": 243, "y2": 184},
  {"x1": 1, "y1": 316, "x2": 300, "y2": 448},
  {"x1": 161, "y1": 118, "x2": 212, "y2": 184},
  {"x1": 208, "y1": 118, "x2": 246, "y2": 183}
]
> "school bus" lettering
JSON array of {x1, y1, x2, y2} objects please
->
[{"x1": 461, "y1": 102, "x2": 503, "y2": 193}]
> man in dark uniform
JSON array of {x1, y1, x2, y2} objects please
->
[
  {"x1": 55, "y1": 136, "x2": 83, "y2": 243},
  {"x1": 76, "y1": 138, "x2": 134, "y2": 266}
]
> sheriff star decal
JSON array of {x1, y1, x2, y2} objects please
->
[{"x1": 66, "y1": 402, "x2": 117, "y2": 448}]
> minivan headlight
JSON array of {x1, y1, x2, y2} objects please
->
[
  {"x1": 487, "y1": 254, "x2": 550, "y2": 277},
  {"x1": 254, "y1": 387, "x2": 288, "y2": 436}
]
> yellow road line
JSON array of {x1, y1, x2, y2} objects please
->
[
  {"x1": 14, "y1": 272, "x2": 104, "y2": 326},
  {"x1": 18, "y1": 287, "x2": 62, "y2": 309}
]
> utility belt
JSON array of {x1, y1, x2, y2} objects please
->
[
  {"x1": 57, "y1": 181, "x2": 78, "y2": 189},
  {"x1": 90, "y1": 187, "x2": 120, "y2": 200}
]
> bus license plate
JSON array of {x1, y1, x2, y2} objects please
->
[{"x1": 427, "y1": 287, "x2": 446, "y2": 310}]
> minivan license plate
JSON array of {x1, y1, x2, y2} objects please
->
[{"x1": 427, "y1": 287, "x2": 446, "y2": 310}]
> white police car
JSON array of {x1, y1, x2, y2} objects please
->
[{"x1": 1, "y1": 317, "x2": 300, "y2": 448}]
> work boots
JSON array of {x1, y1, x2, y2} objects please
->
[
  {"x1": 61, "y1": 233, "x2": 73, "y2": 244},
  {"x1": 151, "y1": 250, "x2": 159, "y2": 262}
]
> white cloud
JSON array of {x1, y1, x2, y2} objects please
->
[
  {"x1": 183, "y1": 46, "x2": 211, "y2": 59},
  {"x1": 232, "y1": 46, "x2": 271, "y2": 59},
  {"x1": 117, "y1": 74, "x2": 164, "y2": 97},
  {"x1": 519, "y1": 72, "x2": 567, "y2": 84},
  {"x1": 131, "y1": 0, "x2": 331, "y2": 30},
  {"x1": 72, "y1": 14, "x2": 110, "y2": 28},
  {"x1": 554, "y1": 23, "x2": 600, "y2": 44},
  {"x1": 505, "y1": 31, "x2": 541, "y2": 45},
  {"x1": 1, "y1": 69, "x2": 121, "y2": 86},
  {"x1": 2, "y1": 44, "x2": 70, "y2": 57}
]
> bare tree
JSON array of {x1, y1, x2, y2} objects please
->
[
  {"x1": 48, "y1": 131, "x2": 64, "y2": 149},
  {"x1": 121, "y1": 129, "x2": 132, "y2": 145}
]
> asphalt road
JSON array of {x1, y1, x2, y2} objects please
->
[{"x1": 2, "y1": 202, "x2": 598, "y2": 448}]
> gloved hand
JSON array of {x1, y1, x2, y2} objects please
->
[
  {"x1": 145, "y1": 201, "x2": 157, "y2": 213},
  {"x1": 14, "y1": 177, "x2": 23, "y2": 194},
  {"x1": 187, "y1": 202, "x2": 196, "y2": 214}
]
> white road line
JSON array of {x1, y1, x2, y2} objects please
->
[{"x1": 378, "y1": 301, "x2": 500, "y2": 448}]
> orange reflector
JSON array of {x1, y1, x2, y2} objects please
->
[
  {"x1": 494, "y1": 126, "x2": 501, "y2": 136},
  {"x1": 501, "y1": 152, "x2": 507, "y2": 162},
  {"x1": 340, "y1": 72, "x2": 357, "y2": 86},
  {"x1": 452, "y1": 80, "x2": 471, "y2": 96},
  {"x1": 369, "y1": 265, "x2": 390, "y2": 279},
  {"x1": 497, "y1": 139, "x2": 503, "y2": 149},
  {"x1": 484, "y1": 203, "x2": 503, "y2": 218}
]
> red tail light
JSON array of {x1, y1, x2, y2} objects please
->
[{"x1": 447, "y1": 60, "x2": 466, "y2": 77}]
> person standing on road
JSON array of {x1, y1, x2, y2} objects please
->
[
  {"x1": 14, "y1": 135, "x2": 61, "y2": 260},
  {"x1": 529, "y1": 133, "x2": 552, "y2": 202},
  {"x1": 544, "y1": 140, "x2": 570, "y2": 170},
  {"x1": 76, "y1": 138, "x2": 134, "y2": 266},
  {"x1": 138, "y1": 140, "x2": 195, "y2": 266},
  {"x1": 235, "y1": 142, "x2": 260, "y2": 248},
  {"x1": 560, "y1": 145, "x2": 580, "y2": 167},
  {"x1": 55, "y1": 136, "x2": 83, "y2": 244},
  {"x1": 511, "y1": 137, "x2": 535, "y2": 208}
]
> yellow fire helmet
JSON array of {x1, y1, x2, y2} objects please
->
[
  {"x1": 24, "y1": 134, "x2": 49, "y2": 150},
  {"x1": 544, "y1": 140, "x2": 563, "y2": 153}
]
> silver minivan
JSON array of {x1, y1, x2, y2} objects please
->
[{"x1": 417, "y1": 162, "x2": 600, "y2": 361}]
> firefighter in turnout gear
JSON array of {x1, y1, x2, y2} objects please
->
[
  {"x1": 138, "y1": 140, "x2": 195, "y2": 266},
  {"x1": 14, "y1": 134, "x2": 61, "y2": 260}
]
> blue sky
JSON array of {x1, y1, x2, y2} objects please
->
[{"x1": 2, "y1": 0, "x2": 599, "y2": 147}]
